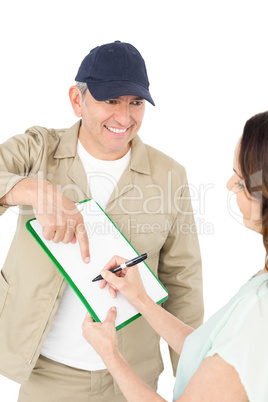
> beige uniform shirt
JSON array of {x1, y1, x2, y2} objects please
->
[{"x1": 0, "y1": 120, "x2": 203, "y2": 389}]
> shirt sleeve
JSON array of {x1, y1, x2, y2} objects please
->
[
  {"x1": 0, "y1": 130, "x2": 44, "y2": 213},
  {"x1": 158, "y1": 168, "x2": 204, "y2": 374},
  {"x1": 206, "y1": 290, "x2": 268, "y2": 401}
]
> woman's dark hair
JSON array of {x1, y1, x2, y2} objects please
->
[{"x1": 239, "y1": 111, "x2": 268, "y2": 268}]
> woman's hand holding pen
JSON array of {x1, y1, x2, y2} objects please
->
[
  {"x1": 82, "y1": 255, "x2": 150, "y2": 363},
  {"x1": 83, "y1": 254, "x2": 193, "y2": 371},
  {"x1": 99, "y1": 255, "x2": 149, "y2": 311}
]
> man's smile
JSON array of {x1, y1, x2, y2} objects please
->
[{"x1": 104, "y1": 125, "x2": 128, "y2": 134}]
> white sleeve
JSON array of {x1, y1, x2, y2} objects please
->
[{"x1": 206, "y1": 291, "x2": 268, "y2": 402}]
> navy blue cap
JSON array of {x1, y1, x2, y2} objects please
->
[{"x1": 75, "y1": 41, "x2": 155, "y2": 106}]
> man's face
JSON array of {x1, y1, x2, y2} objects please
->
[{"x1": 77, "y1": 90, "x2": 145, "y2": 160}]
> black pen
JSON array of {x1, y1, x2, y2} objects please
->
[{"x1": 92, "y1": 253, "x2": 148, "y2": 282}]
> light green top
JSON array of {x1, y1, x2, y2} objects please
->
[{"x1": 173, "y1": 272, "x2": 268, "y2": 401}]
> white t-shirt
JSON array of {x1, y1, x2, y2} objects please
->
[{"x1": 41, "y1": 141, "x2": 131, "y2": 370}]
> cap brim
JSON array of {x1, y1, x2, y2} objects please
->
[{"x1": 86, "y1": 80, "x2": 155, "y2": 106}]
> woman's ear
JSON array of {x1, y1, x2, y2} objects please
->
[{"x1": 69, "y1": 86, "x2": 83, "y2": 117}]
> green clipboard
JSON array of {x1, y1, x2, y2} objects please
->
[{"x1": 26, "y1": 199, "x2": 168, "y2": 331}]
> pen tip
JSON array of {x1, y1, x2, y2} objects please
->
[{"x1": 92, "y1": 275, "x2": 102, "y2": 282}]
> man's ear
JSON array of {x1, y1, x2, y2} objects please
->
[{"x1": 69, "y1": 86, "x2": 83, "y2": 117}]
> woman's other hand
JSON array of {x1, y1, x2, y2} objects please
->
[{"x1": 82, "y1": 308, "x2": 118, "y2": 359}]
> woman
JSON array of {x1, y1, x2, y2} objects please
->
[{"x1": 82, "y1": 112, "x2": 268, "y2": 401}]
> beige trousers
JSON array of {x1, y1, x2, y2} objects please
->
[{"x1": 18, "y1": 355, "x2": 158, "y2": 402}]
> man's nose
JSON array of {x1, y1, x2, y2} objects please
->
[{"x1": 114, "y1": 104, "x2": 131, "y2": 126}]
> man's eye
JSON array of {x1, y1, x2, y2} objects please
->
[
  {"x1": 132, "y1": 101, "x2": 143, "y2": 106},
  {"x1": 105, "y1": 99, "x2": 117, "y2": 105}
]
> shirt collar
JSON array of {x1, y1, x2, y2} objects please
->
[
  {"x1": 130, "y1": 135, "x2": 151, "y2": 175},
  {"x1": 54, "y1": 120, "x2": 151, "y2": 175},
  {"x1": 54, "y1": 120, "x2": 81, "y2": 159}
]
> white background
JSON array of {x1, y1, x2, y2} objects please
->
[{"x1": 0, "y1": 1, "x2": 268, "y2": 401}]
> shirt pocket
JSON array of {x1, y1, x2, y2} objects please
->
[
  {"x1": 105, "y1": 212, "x2": 173, "y2": 275},
  {"x1": 128, "y1": 214, "x2": 172, "y2": 275},
  {"x1": 0, "y1": 270, "x2": 9, "y2": 316}
]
